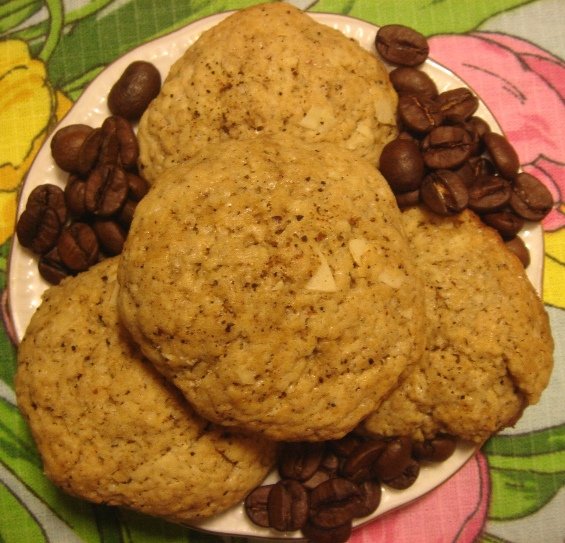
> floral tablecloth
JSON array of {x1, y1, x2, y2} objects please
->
[{"x1": 1, "y1": 1, "x2": 564, "y2": 542}]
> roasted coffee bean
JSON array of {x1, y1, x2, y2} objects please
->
[
  {"x1": 341, "y1": 440, "x2": 386, "y2": 482},
  {"x1": 353, "y1": 480, "x2": 382, "y2": 518},
  {"x1": 38, "y1": 246, "x2": 70, "y2": 285},
  {"x1": 509, "y1": 172, "x2": 553, "y2": 221},
  {"x1": 126, "y1": 172, "x2": 150, "y2": 201},
  {"x1": 303, "y1": 470, "x2": 331, "y2": 490},
  {"x1": 467, "y1": 116, "x2": 491, "y2": 145},
  {"x1": 309, "y1": 478, "x2": 362, "y2": 529},
  {"x1": 302, "y1": 520, "x2": 352, "y2": 543},
  {"x1": 454, "y1": 161, "x2": 476, "y2": 188},
  {"x1": 57, "y1": 222, "x2": 99, "y2": 272},
  {"x1": 50, "y1": 124, "x2": 94, "y2": 173},
  {"x1": 108, "y1": 61, "x2": 162, "y2": 121},
  {"x1": 389, "y1": 67, "x2": 438, "y2": 98},
  {"x1": 482, "y1": 210, "x2": 525, "y2": 240},
  {"x1": 379, "y1": 138, "x2": 425, "y2": 193},
  {"x1": 421, "y1": 125, "x2": 473, "y2": 169},
  {"x1": 100, "y1": 116, "x2": 139, "y2": 170},
  {"x1": 85, "y1": 165, "x2": 128, "y2": 217},
  {"x1": 421, "y1": 170, "x2": 468, "y2": 215},
  {"x1": 375, "y1": 24, "x2": 429, "y2": 66},
  {"x1": 279, "y1": 442, "x2": 325, "y2": 482},
  {"x1": 65, "y1": 175, "x2": 88, "y2": 218},
  {"x1": 395, "y1": 189, "x2": 420, "y2": 209},
  {"x1": 328, "y1": 434, "x2": 364, "y2": 458},
  {"x1": 469, "y1": 156, "x2": 496, "y2": 181},
  {"x1": 468, "y1": 175, "x2": 511, "y2": 214},
  {"x1": 93, "y1": 220, "x2": 126, "y2": 256},
  {"x1": 117, "y1": 198, "x2": 137, "y2": 228},
  {"x1": 505, "y1": 236, "x2": 530, "y2": 268},
  {"x1": 27, "y1": 184, "x2": 68, "y2": 225},
  {"x1": 244, "y1": 484, "x2": 273, "y2": 528},
  {"x1": 385, "y1": 458, "x2": 420, "y2": 490},
  {"x1": 436, "y1": 88, "x2": 479, "y2": 123},
  {"x1": 77, "y1": 127, "x2": 104, "y2": 176},
  {"x1": 483, "y1": 132, "x2": 520, "y2": 180},
  {"x1": 320, "y1": 451, "x2": 340, "y2": 475},
  {"x1": 412, "y1": 434, "x2": 457, "y2": 463},
  {"x1": 373, "y1": 436, "x2": 413, "y2": 482},
  {"x1": 267, "y1": 479, "x2": 309, "y2": 532},
  {"x1": 16, "y1": 205, "x2": 62, "y2": 254},
  {"x1": 397, "y1": 94, "x2": 443, "y2": 134}
]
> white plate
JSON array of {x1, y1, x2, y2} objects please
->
[{"x1": 7, "y1": 10, "x2": 543, "y2": 541}]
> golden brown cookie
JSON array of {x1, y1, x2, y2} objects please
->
[
  {"x1": 362, "y1": 208, "x2": 554, "y2": 444},
  {"x1": 118, "y1": 135, "x2": 426, "y2": 441},
  {"x1": 16, "y1": 258, "x2": 276, "y2": 522},
  {"x1": 137, "y1": 2, "x2": 397, "y2": 182}
]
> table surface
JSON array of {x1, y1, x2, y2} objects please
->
[{"x1": 1, "y1": 1, "x2": 564, "y2": 542}]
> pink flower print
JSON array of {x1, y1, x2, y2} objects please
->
[
  {"x1": 428, "y1": 33, "x2": 565, "y2": 231},
  {"x1": 351, "y1": 452, "x2": 489, "y2": 543}
]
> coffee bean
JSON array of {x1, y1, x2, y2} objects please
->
[
  {"x1": 467, "y1": 116, "x2": 491, "y2": 145},
  {"x1": 379, "y1": 138, "x2": 425, "y2": 193},
  {"x1": 100, "y1": 116, "x2": 139, "y2": 170},
  {"x1": 421, "y1": 125, "x2": 473, "y2": 169},
  {"x1": 57, "y1": 223, "x2": 99, "y2": 272},
  {"x1": 268, "y1": 479, "x2": 309, "y2": 532},
  {"x1": 303, "y1": 470, "x2": 331, "y2": 490},
  {"x1": 396, "y1": 189, "x2": 421, "y2": 209},
  {"x1": 65, "y1": 176, "x2": 88, "y2": 218},
  {"x1": 302, "y1": 520, "x2": 352, "y2": 543},
  {"x1": 389, "y1": 67, "x2": 438, "y2": 98},
  {"x1": 126, "y1": 172, "x2": 150, "y2": 201},
  {"x1": 353, "y1": 480, "x2": 382, "y2": 518},
  {"x1": 454, "y1": 161, "x2": 476, "y2": 188},
  {"x1": 468, "y1": 156, "x2": 496, "y2": 181},
  {"x1": 328, "y1": 434, "x2": 364, "y2": 458},
  {"x1": 436, "y1": 88, "x2": 479, "y2": 123},
  {"x1": 468, "y1": 175, "x2": 511, "y2": 214},
  {"x1": 27, "y1": 184, "x2": 68, "y2": 225},
  {"x1": 385, "y1": 458, "x2": 420, "y2": 489},
  {"x1": 93, "y1": 220, "x2": 126, "y2": 256},
  {"x1": 398, "y1": 94, "x2": 443, "y2": 134},
  {"x1": 50, "y1": 124, "x2": 94, "y2": 173},
  {"x1": 375, "y1": 24, "x2": 429, "y2": 66},
  {"x1": 509, "y1": 172, "x2": 553, "y2": 221},
  {"x1": 482, "y1": 210, "x2": 524, "y2": 240},
  {"x1": 373, "y1": 436, "x2": 413, "y2": 482},
  {"x1": 108, "y1": 61, "x2": 162, "y2": 121},
  {"x1": 483, "y1": 132, "x2": 520, "y2": 180},
  {"x1": 320, "y1": 451, "x2": 340, "y2": 475},
  {"x1": 279, "y1": 442, "x2": 325, "y2": 482},
  {"x1": 244, "y1": 484, "x2": 273, "y2": 528},
  {"x1": 341, "y1": 440, "x2": 386, "y2": 482},
  {"x1": 421, "y1": 170, "x2": 469, "y2": 216},
  {"x1": 85, "y1": 165, "x2": 128, "y2": 217},
  {"x1": 77, "y1": 127, "x2": 104, "y2": 176},
  {"x1": 117, "y1": 199, "x2": 138, "y2": 228},
  {"x1": 16, "y1": 205, "x2": 62, "y2": 255},
  {"x1": 412, "y1": 434, "x2": 457, "y2": 463},
  {"x1": 505, "y1": 236, "x2": 530, "y2": 268},
  {"x1": 309, "y1": 478, "x2": 362, "y2": 529},
  {"x1": 38, "y1": 246, "x2": 70, "y2": 285}
]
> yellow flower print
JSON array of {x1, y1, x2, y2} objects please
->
[
  {"x1": 0, "y1": 40, "x2": 72, "y2": 245},
  {"x1": 544, "y1": 227, "x2": 565, "y2": 309}
]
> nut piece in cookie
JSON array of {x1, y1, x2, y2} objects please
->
[
  {"x1": 137, "y1": 2, "x2": 397, "y2": 182},
  {"x1": 16, "y1": 258, "x2": 276, "y2": 522},
  {"x1": 362, "y1": 207, "x2": 554, "y2": 444},
  {"x1": 118, "y1": 136, "x2": 426, "y2": 442}
]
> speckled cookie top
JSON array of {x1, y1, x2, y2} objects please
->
[
  {"x1": 118, "y1": 136, "x2": 425, "y2": 441},
  {"x1": 15, "y1": 258, "x2": 276, "y2": 522},
  {"x1": 137, "y1": 2, "x2": 397, "y2": 182},
  {"x1": 362, "y1": 207, "x2": 554, "y2": 443}
]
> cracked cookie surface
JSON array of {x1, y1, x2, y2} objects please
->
[
  {"x1": 137, "y1": 2, "x2": 397, "y2": 183},
  {"x1": 16, "y1": 258, "x2": 276, "y2": 522},
  {"x1": 118, "y1": 136, "x2": 425, "y2": 441},
  {"x1": 362, "y1": 207, "x2": 554, "y2": 444}
]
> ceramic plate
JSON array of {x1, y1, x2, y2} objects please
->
[{"x1": 7, "y1": 10, "x2": 543, "y2": 541}]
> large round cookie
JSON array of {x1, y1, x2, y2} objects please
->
[
  {"x1": 118, "y1": 136, "x2": 425, "y2": 441},
  {"x1": 15, "y1": 258, "x2": 276, "y2": 522},
  {"x1": 137, "y1": 2, "x2": 397, "y2": 183},
  {"x1": 362, "y1": 207, "x2": 554, "y2": 444}
]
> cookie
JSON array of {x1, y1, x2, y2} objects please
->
[
  {"x1": 15, "y1": 258, "x2": 276, "y2": 522},
  {"x1": 362, "y1": 207, "x2": 554, "y2": 444},
  {"x1": 118, "y1": 135, "x2": 426, "y2": 441},
  {"x1": 137, "y1": 2, "x2": 397, "y2": 182}
]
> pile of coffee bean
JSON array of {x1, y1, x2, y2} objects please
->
[
  {"x1": 16, "y1": 61, "x2": 160, "y2": 285},
  {"x1": 244, "y1": 432, "x2": 456, "y2": 542},
  {"x1": 374, "y1": 24, "x2": 553, "y2": 267}
]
